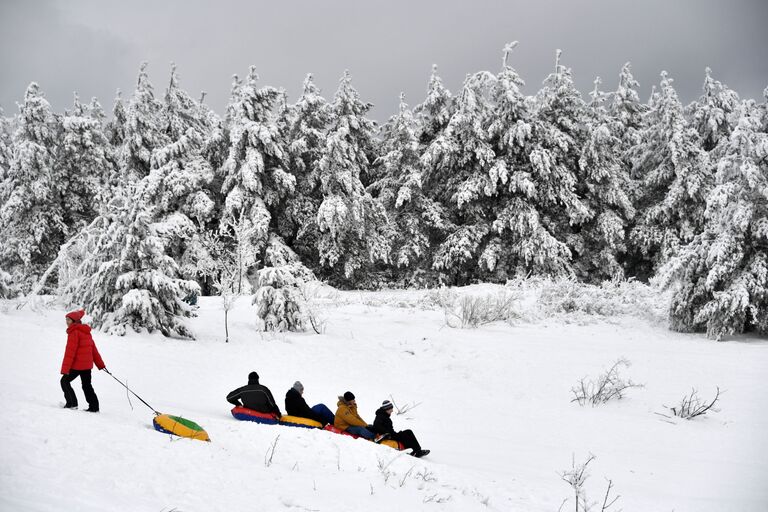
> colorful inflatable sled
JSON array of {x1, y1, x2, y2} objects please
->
[
  {"x1": 280, "y1": 415, "x2": 323, "y2": 429},
  {"x1": 230, "y1": 406, "x2": 279, "y2": 424},
  {"x1": 323, "y1": 424, "x2": 405, "y2": 450},
  {"x1": 231, "y1": 407, "x2": 405, "y2": 450},
  {"x1": 153, "y1": 414, "x2": 210, "y2": 442}
]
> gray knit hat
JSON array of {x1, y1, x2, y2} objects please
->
[{"x1": 293, "y1": 381, "x2": 304, "y2": 393}]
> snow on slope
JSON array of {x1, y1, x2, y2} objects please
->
[{"x1": 0, "y1": 287, "x2": 767, "y2": 512}]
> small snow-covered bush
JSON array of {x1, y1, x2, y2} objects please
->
[
  {"x1": 254, "y1": 265, "x2": 307, "y2": 332},
  {"x1": 254, "y1": 236, "x2": 313, "y2": 332},
  {"x1": 443, "y1": 292, "x2": 521, "y2": 328},
  {"x1": 665, "y1": 387, "x2": 721, "y2": 420},
  {"x1": 536, "y1": 277, "x2": 665, "y2": 319},
  {"x1": 571, "y1": 358, "x2": 643, "y2": 406},
  {"x1": 439, "y1": 291, "x2": 520, "y2": 328}
]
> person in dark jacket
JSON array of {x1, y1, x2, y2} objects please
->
[
  {"x1": 285, "y1": 381, "x2": 334, "y2": 426},
  {"x1": 60, "y1": 309, "x2": 106, "y2": 412},
  {"x1": 226, "y1": 371, "x2": 281, "y2": 417},
  {"x1": 372, "y1": 400, "x2": 430, "y2": 457}
]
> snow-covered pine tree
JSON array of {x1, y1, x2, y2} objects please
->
[
  {"x1": 421, "y1": 68, "x2": 496, "y2": 283},
  {"x1": 688, "y1": 68, "x2": 740, "y2": 153},
  {"x1": 369, "y1": 93, "x2": 447, "y2": 280},
  {"x1": 573, "y1": 77, "x2": 635, "y2": 280},
  {"x1": 414, "y1": 65, "x2": 455, "y2": 148},
  {"x1": 147, "y1": 64, "x2": 217, "y2": 283},
  {"x1": 659, "y1": 98, "x2": 768, "y2": 339},
  {"x1": 316, "y1": 71, "x2": 390, "y2": 284},
  {"x1": 220, "y1": 66, "x2": 293, "y2": 277},
  {"x1": 0, "y1": 267, "x2": 19, "y2": 299},
  {"x1": 63, "y1": 184, "x2": 200, "y2": 338},
  {"x1": 121, "y1": 63, "x2": 168, "y2": 182},
  {"x1": 0, "y1": 107, "x2": 14, "y2": 206},
  {"x1": 629, "y1": 72, "x2": 711, "y2": 277},
  {"x1": 609, "y1": 63, "x2": 646, "y2": 153},
  {"x1": 279, "y1": 74, "x2": 330, "y2": 266},
  {"x1": 106, "y1": 90, "x2": 126, "y2": 147},
  {"x1": 58, "y1": 94, "x2": 111, "y2": 232},
  {"x1": 0, "y1": 83, "x2": 66, "y2": 289},
  {"x1": 253, "y1": 234, "x2": 314, "y2": 332}
]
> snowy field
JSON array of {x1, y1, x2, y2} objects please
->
[{"x1": 1, "y1": 285, "x2": 767, "y2": 512}]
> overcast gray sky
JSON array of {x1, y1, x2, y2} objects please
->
[{"x1": 1, "y1": 0, "x2": 766, "y2": 121}]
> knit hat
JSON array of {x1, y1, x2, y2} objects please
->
[
  {"x1": 65, "y1": 309, "x2": 85, "y2": 323},
  {"x1": 293, "y1": 381, "x2": 304, "y2": 393},
  {"x1": 343, "y1": 391, "x2": 355, "y2": 402},
  {"x1": 248, "y1": 371, "x2": 260, "y2": 383},
  {"x1": 381, "y1": 400, "x2": 394, "y2": 411}
]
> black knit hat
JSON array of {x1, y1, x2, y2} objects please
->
[
  {"x1": 343, "y1": 391, "x2": 355, "y2": 401},
  {"x1": 248, "y1": 371, "x2": 259, "y2": 383},
  {"x1": 381, "y1": 400, "x2": 394, "y2": 411}
]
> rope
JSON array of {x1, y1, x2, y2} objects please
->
[{"x1": 103, "y1": 369, "x2": 160, "y2": 416}]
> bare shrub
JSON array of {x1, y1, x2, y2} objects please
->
[
  {"x1": 559, "y1": 454, "x2": 620, "y2": 512},
  {"x1": 264, "y1": 434, "x2": 280, "y2": 467},
  {"x1": 443, "y1": 292, "x2": 520, "y2": 328},
  {"x1": 571, "y1": 358, "x2": 643, "y2": 406},
  {"x1": 376, "y1": 456, "x2": 395, "y2": 484},
  {"x1": 665, "y1": 387, "x2": 721, "y2": 420},
  {"x1": 388, "y1": 395, "x2": 421, "y2": 416}
]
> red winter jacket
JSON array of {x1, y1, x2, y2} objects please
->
[{"x1": 61, "y1": 323, "x2": 105, "y2": 374}]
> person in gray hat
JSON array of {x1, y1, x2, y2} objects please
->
[{"x1": 284, "y1": 380, "x2": 334, "y2": 426}]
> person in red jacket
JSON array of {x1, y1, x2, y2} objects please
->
[{"x1": 60, "y1": 309, "x2": 106, "y2": 412}]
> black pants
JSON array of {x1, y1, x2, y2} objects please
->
[
  {"x1": 393, "y1": 429, "x2": 422, "y2": 452},
  {"x1": 61, "y1": 370, "x2": 99, "y2": 411}
]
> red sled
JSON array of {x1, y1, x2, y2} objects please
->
[
  {"x1": 231, "y1": 406, "x2": 279, "y2": 424},
  {"x1": 323, "y1": 424, "x2": 405, "y2": 450}
]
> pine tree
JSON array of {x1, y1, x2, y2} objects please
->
[
  {"x1": 573, "y1": 77, "x2": 635, "y2": 279},
  {"x1": 610, "y1": 63, "x2": 646, "y2": 151},
  {"x1": 629, "y1": 72, "x2": 711, "y2": 275},
  {"x1": 688, "y1": 68, "x2": 740, "y2": 153},
  {"x1": 369, "y1": 93, "x2": 447, "y2": 278},
  {"x1": 121, "y1": 63, "x2": 167, "y2": 182},
  {"x1": 253, "y1": 234, "x2": 313, "y2": 332},
  {"x1": 0, "y1": 83, "x2": 66, "y2": 287},
  {"x1": 414, "y1": 65, "x2": 454, "y2": 148},
  {"x1": 63, "y1": 185, "x2": 200, "y2": 338},
  {"x1": 659, "y1": 98, "x2": 768, "y2": 339},
  {"x1": 478, "y1": 48, "x2": 590, "y2": 280},
  {"x1": 0, "y1": 107, "x2": 14, "y2": 206},
  {"x1": 316, "y1": 71, "x2": 389, "y2": 282},
  {"x1": 220, "y1": 65, "x2": 293, "y2": 270},
  {"x1": 421, "y1": 68, "x2": 496, "y2": 282},
  {"x1": 58, "y1": 94, "x2": 111, "y2": 232},
  {"x1": 279, "y1": 74, "x2": 330, "y2": 265},
  {"x1": 147, "y1": 64, "x2": 217, "y2": 281}
]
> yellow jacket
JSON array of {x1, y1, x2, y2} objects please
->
[{"x1": 334, "y1": 397, "x2": 368, "y2": 430}]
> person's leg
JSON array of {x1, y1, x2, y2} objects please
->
[
  {"x1": 346, "y1": 426, "x2": 375, "y2": 439},
  {"x1": 60, "y1": 373, "x2": 78, "y2": 407},
  {"x1": 79, "y1": 370, "x2": 99, "y2": 412},
  {"x1": 311, "y1": 404, "x2": 335, "y2": 426},
  {"x1": 395, "y1": 429, "x2": 422, "y2": 452}
]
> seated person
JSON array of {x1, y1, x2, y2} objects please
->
[
  {"x1": 334, "y1": 391, "x2": 383, "y2": 441},
  {"x1": 373, "y1": 400, "x2": 430, "y2": 458},
  {"x1": 285, "y1": 381, "x2": 334, "y2": 426},
  {"x1": 226, "y1": 371, "x2": 281, "y2": 417}
]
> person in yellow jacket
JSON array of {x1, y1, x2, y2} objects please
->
[{"x1": 334, "y1": 391, "x2": 382, "y2": 441}]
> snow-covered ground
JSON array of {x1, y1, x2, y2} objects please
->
[{"x1": 1, "y1": 286, "x2": 767, "y2": 512}]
